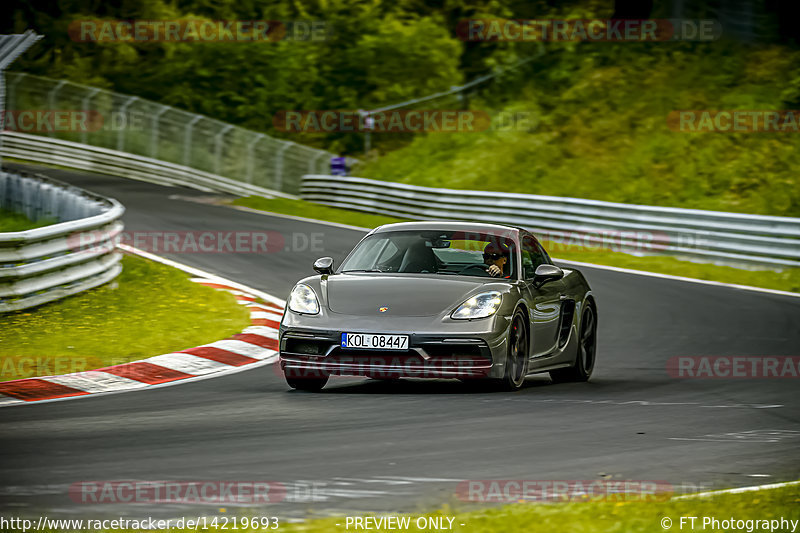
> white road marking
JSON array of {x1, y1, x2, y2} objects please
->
[
  {"x1": 241, "y1": 326, "x2": 280, "y2": 338},
  {"x1": 118, "y1": 244, "x2": 286, "y2": 306},
  {"x1": 555, "y1": 258, "x2": 800, "y2": 299},
  {"x1": 143, "y1": 354, "x2": 231, "y2": 375},
  {"x1": 202, "y1": 340, "x2": 277, "y2": 359},
  {"x1": 0, "y1": 396, "x2": 24, "y2": 406},
  {"x1": 230, "y1": 205, "x2": 369, "y2": 233},
  {"x1": 332, "y1": 478, "x2": 413, "y2": 485},
  {"x1": 670, "y1": 429, "x2": 800, "y2": 443},
  {"x1": 251, "y1": 311, "x2": 283, "y2": 321},
  {"x1": 673, "y1": 480, "x2": 800, "y2": 500},
  {"x1": 376, "y1": 476, "x2": 465, "y2": 483},
  {"x1": 44, "y1": 371, "x2": 149, "y2": 393},
  {"x1": 0, "y1": 357, "x2": 279, "y2": 408}
]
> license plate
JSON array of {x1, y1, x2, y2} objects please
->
[{"x1": 341, "y1": 333, "x2": 409, "y2": 350}]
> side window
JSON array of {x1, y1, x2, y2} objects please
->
[{"x1": 521, "y1": 236, "x2": 548, "y2": 279}]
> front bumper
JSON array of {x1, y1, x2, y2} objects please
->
[{"x1": 279, "y1": 328, "x2": 506, "y2": 379}]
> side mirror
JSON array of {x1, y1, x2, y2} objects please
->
[
  {"x1": 313, "y1": 257, "x2": 334, "y2": 275},
  {"x1": 533, "y1": 264, "x2": 564, "y2": 287}
]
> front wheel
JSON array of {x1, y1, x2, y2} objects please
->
[
  {"x1": 550, "y1": 303, "x2": 596, "y2": 383},
  {"x1": 286, "y1": 375, "x2": 328, "y2": 391},
  {"x1": 496, "y1": 310, "x2": 529, "y2": 391}
]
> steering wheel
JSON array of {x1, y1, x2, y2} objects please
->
[{"x1": 459, "y1": 264, "x2": 490, "y2": 276}]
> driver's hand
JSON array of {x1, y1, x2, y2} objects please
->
[{"x1": 488, "y1": 265, "x2": 502, "y2": 277}]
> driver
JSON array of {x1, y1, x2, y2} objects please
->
[{"x1": 483, "y1": 242, "x2": 510, "y2": 277}]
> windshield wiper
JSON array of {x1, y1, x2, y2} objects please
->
[{"x1": 341, "y1": 269, "x2": 385, "y2": 273}]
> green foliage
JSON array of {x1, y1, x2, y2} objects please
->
[
  {"x1": 361, "y1": 43, "x2": 800, "y2": 216},
  {"x1": 6, "y1": 0, "x2": 468, "y2": 154},
  {"x1": 6, "y1": 1, "x2": 799, "y2": 213}
]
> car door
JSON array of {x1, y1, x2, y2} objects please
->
[{"x1": 520, "y1": 234, "x2": 565, "y2": 357}]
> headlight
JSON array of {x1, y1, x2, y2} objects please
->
[
  {"x1": 288, "y1": 284, "x2": 320, "y2": 315},
  {"x1": 451, "y1": 291, "x2": 502, "y2": 320}
]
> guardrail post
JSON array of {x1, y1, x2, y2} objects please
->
[
  {"x1": 0, "y1": 32, "x2": 43, "y2": 170},
  {"x1": 2, "y1": 72, "x2": 356, "y2": 198},
  {"x1": 274, "y1": 142, "x2": 294, "y2": 192},
  {"x1": 310, "y1": 151, "x2": 327, "y2": 175},
  {"x1": 183, "y1": 115, "x2": 202, "y2": 167},
  {"x1": 7, "y1": 72, "x2": 26, "y2": 109},
  {"x1": 46, "y1": 80, "x2": 66, "y2": 138},
  {"x1": 80, "y1": 88, "x2": 100, "y2": 145},
  {"x1": 116, "y1": 95, "x2": 139, "y2": 152},
  {"x1": 214, "y1": 124, "x2": 233, "y2": 176},
  {"x1": 150, "y1": 105, "x2": 168, "y2": 159},
  {"x1": 246, "y1": 133, "x2": 265, "y2": 184}
]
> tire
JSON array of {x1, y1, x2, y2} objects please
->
[
  {"x1": 550, "y1": 303, "x2": 596, "y2": 383},
  {"x1": 496, "y1": 310, "x2": 529, "y2": 391},
  {"x1": 286, "y1": 375, "x2": 328, "y2": 391}
]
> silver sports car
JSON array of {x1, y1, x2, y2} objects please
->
[{"x1": 278, "y1": 221, "x2": 597, "y2": 391}]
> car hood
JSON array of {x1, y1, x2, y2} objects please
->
[{"x1": 324, "y1": 274, "x2": 498, "y2": 317}]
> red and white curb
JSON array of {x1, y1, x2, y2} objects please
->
[{"x1": 0, "y1": 245, "x2": 285, "y2": 407}]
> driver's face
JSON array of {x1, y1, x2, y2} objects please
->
[{"x1": 490, "y1": 256, "x2": 507, "y2": 269}]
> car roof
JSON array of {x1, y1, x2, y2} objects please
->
[{"x1": 371, "y1": 220, "x2": 524, "y2": 236}]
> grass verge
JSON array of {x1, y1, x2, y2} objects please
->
[
  {"x1": 229, "y1": 197, "x2": 800, "y2": 294},
  {"x1": 0, "y1": 208, "x2": 57, "y2": 232},
  {"x1": 0, "y1": 253, "x2": 251, "y2": 381},
  {"x1": 232, "y1": 196, "x2": 408, "y2": 229},
  {"x1": 282, "y1": 482, "x2": 800, "y2": 533},
  {"x1": 39, "y1": 482, "x2": 800, "y2": 532}
]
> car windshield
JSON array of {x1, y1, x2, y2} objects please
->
[{"x1": 340, "y1": 229, "x2": 516, "y2": 278}]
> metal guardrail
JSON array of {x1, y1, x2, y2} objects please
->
[
  {"x1": 301, "y1": 175, "x2": 800, "y2": 269},
  {"x1": 0, "y1": 171, "x2": 124, "y2": 312},
  {"x1": 1, "y1": 131, "x2": 301, "y2": 199},
  {"x1": 5, "y1": 72, "x2": 358, "y2": 196}
]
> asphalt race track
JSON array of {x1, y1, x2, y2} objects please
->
[{"x1": 1, "y1": 163, "x2": 798, "y2": 520}]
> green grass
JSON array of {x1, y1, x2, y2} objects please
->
[
  {"x1": 285, "y1": 483, "x2": 800, "y2": 533},
  {"x1": 544, "y1": 240, "x2": 800, "y2": 293},
  {"x1": 358, "y1": 43, "x2": 800, "y2": 217},
  {"x1": 0, "y1": 208, "x2": 57, "y2": 232},
  {"x1": 297, "y1": 483, "x2": 798, "y2": 533},
  {"x1": 41, "y1": 482, "x2": 800, "y2": 532},
  {"x1": 229, "y1": 197, "x2": 800, "y2": 293},
  {"x1": 0, "y1": 254, "x2": 250, "y2": 381},
  {"x1": 232, "y1": 195, "x2": 409, "y2": 228}
]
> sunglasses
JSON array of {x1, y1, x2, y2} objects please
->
[{"x1": 484, "y1": 253, "x2": 507, "y2": 260}]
